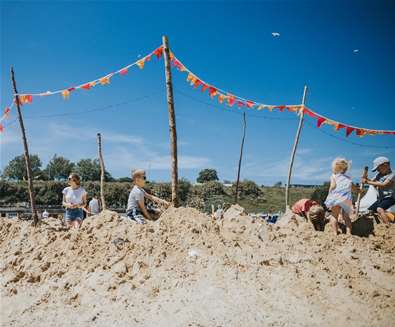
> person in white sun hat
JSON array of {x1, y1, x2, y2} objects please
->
[{"x1": 361, "y1": 157, "x2": 395, "y2": 224}]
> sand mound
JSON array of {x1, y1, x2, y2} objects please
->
[{"x1": 1, "y1": 207, "x2": 394, "y2": 327}]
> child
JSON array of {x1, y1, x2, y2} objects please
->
[
  {"x1": 62, "y1": 173, "x2": 87, "y2": 229},
  {"x1": 126, "y1": 169, "x2": 169, "y2": 224},
  {"x1": 362, "y1": 157, "x2": 395, "y2": 224},
  {"x1": 88, "y1": 194, "x2": 101, "y2": 215},
  {"x1": 292, "y1": 198, "x2": 319, "y2": 219},
  {"x1": 307, "y1": 205, "x2": 328, "y2": 231},
  {"x1": 292, "y1": 198, "x2": 327, "y2": 231},
  {"x1": 325, "y1": 158, "x2": 353, "y2": 235}
]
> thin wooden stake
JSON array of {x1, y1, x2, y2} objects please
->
[
  {"x1": 11, "y1": 67, "x2": 39, "y2": 225},
  {"x1": 97, "y1": 133, "x2": 106, "y2": 210},
  {"x1": 162, "y1": 35, "x2": 179, "y2": 207},
  {"x1": 235, "y1": 112, "x2": 247, "y2": 204},
  {"x1": 285, "y1": 85, "x2": 308, "y2": 210}
]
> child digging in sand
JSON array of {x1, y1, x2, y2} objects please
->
[
  {"x1": 362, "y1": 157, "x2": 395, "y2": 224},
  {"x1": 325, "y1": 158, "x2": 354, "y2": 235},
  {"x1": 292, "y1": 199, "x2": 328, "y2": 231},
  {"x1": 126, "y1": 169, "x2": 169, "y2": 224}
]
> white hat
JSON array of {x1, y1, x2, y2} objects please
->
[{"x1": 372, "y1": 156, "x2": 390, "y2": 172}]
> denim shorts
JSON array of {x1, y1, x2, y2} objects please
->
[
  {"x1": 369, "y1": 197, "x2": 395, "y2": 212},
  {"x1": 65, "y1": 208, "x2": 83, "y2": 222}
]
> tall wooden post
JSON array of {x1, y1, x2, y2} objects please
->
[
  {"x1": 235, "y1": 112, "x2": 247, "y2": 204},
  {"x1": 10, "y1": 67, "x2": 39, "y2": 225},
  {"x1": 285, "y1": 85, "x2": 308, "y2": 210},
  {"x1": 162, "y1": 35, "x2": 179, "y2": 207},
  {"x1": 97, "y1": 133, "x2": 106, "y2": 210}
]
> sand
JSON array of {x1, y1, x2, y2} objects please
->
[{"x1": 0, "y1": 206, "x2": 394, "y2": 327}]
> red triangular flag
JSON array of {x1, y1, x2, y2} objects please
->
[
  {"x1": 81, "y1": 83, "x2": 91, "y2": 90},
  {"x1": 277, "y1": 105, "x2": 286, "y2": 112},
  {"x1": 154, "y1": 47, "x2": 163, "y2": 59},
  {"x1": 119, "y1": 68, "x2": 128, "y2": 75},
  {"x1": 246, "y1": 101, "x2": 255, "y2": 108},
  {"x1": 356, "y1": 129, "x2": 366, "y2": 137},
  {"x1": 0, "y1": 123, "x2": 4, "y2": 133},
  {"x1": 194, "y1": 79, "x2": 202, "y2": 88},
  {"x1": 317, "y1": 117, "x2": 326, "y2": 127},
  {"x1": 237, "y1": 101, "x2": 245, "y2": 107},
  {"x1": 346, "y1": 126, "x2": 355, "y2": 137},
  {"x1": 227, "y1": 95, "x2": 235, "y2": 106},
  {"x1": 208, "y1": 87, "x2": 217, "y2": 97},
  {"x1": 201, "y1": 84, "x2": 208, "y2": 92}
]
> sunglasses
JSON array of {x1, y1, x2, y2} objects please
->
[{"x1": 68, "y1": 177, "x2": 77, "y2": 182}]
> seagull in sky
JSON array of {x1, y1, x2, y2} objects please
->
[
  {"x1": 272, "y1": 32, "x2": 280, "y2": 37},
  {"x1": 353, "y1": 49, "x2": 359, "y2": 53}
]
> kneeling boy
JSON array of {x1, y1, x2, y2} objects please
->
[{"x1": 126, "y1": 169, "x2": 169, "y2": 224}]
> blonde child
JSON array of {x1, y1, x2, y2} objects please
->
[{"x1": 325, "y1": 158, "x2": 353, "y2": 235}]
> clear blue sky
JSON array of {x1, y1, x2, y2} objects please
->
[{"x1": 1, "y1": 0, "x2": 395, "y2": 185}]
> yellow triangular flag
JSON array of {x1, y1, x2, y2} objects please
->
[{"x1": 137, "y1": 59, "x2": 145, "y2": 69}]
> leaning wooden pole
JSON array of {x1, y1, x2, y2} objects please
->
[
  {"x1": 162, "y1": 35, "x2": 179, "y2": 207},
  {"x1": 285, "y1": 85, "x2": 308, "y2": 210},
  {"x1": 235, "y1": 112, "x2": 247, "y2": 204},
  {"x1": 11, "y1": 67, "x2": 39, "y2": 225},
  {"x1": 97, "y1": 133, "x2": 106, "y2": 210}
]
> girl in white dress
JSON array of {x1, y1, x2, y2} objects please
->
[{"x1": 325, "y1": 158, "x2": 353, "y2": 235}]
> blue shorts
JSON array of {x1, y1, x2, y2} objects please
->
[{"x1": 65, "y1": 208, "x2": 83, "y2": 222}]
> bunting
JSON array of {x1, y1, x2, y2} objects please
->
[
  {"x1": 1, "y1": 45, "x2": 394, "y2": 138},
  {"x1": 170, "y1": 53, "x2": 395, "y2": 137},
  {"x1": 0, "y1": 103, "x2": 14, "y2": 133},
  {"x1": 12, "y1": 45, "x2": 164, "y2": 103}
]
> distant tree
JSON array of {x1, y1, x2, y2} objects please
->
[
  {"x1": 196, "y1": 169, "x2": 219, "y2": 183},
  {"x1": 75, "y1": 159, "x2": 113, "y2": 181},
  {"x1": 118, "y1": 177, "x2": 132, "y2": 183},
  {"x1": 2, "y1": 154, "x2": 42, "y2": 180},
  {"x1": 223, "y1": 180, "x2": 232, "y2": 185},
  {"x1": 232, "y1": 180, "x2": 263, "y2": 198},
  {"x1": 45, "y1": 154, "x2": 74, "y2": 180},
  {"x1": 274, "y1": 181, "x2": 282, "y2": 187}
]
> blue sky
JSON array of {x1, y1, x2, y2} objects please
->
[{"x1": 1, "y1": 0, "x2": 395, "y2": 185}]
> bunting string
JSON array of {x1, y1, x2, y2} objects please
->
[
  {"x1": 0, "y1": 45, "x2": 163, "y2": 133},
  {"x1": 1, "y1": 44, "x2": 394, "y2": 138},
  {"x1": 169, "y1": 53, "x2": 395, "y2": 137}
]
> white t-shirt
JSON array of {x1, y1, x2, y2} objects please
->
[
  {"x1": 89, "y1": 198, "x2": 100, "y2": 214},
  {"x1": 62, "y1": 186, "x2": 86, "y2": 206},
  {"x1": 127, "y1": 186, "x2": 145, "y2": 212}
]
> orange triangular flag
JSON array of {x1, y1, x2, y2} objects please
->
[
  {"x1": 137, "y1": 59, "x2": 145, "y2": 69},
  {"x1": 99, "y1": 76, "x2": 111, "y2": 85},
  {"x1": 61, "y1": 90, "x2": 70, "y2": 100}
]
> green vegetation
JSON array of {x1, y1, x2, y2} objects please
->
[
  {"x1": 1, "y1": 161, "x2": 318, "y2": 213},
  {"x1": 0, "y1": 179, "x2": 316, "y2": 213}
]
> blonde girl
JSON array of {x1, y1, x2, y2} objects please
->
[{"x1": 325, "y1": 158, "x2": 353, "y2": 235}]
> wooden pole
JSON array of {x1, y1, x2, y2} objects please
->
[
  {"x1": 10, "y1": 67, "x2": 39, "y2": 225},
  {"x1": 235, "y1": 112, "x2": 247, "y2": 204},
  {"x1": 162, "y1": 35, "x2": 179, "y2": 207},
  {"x1": 285, "y1": 85, "x2": 308, "y2": 210},
  {"x1": 97, "y1": 133, "x2": 106, "y2": 210}
]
